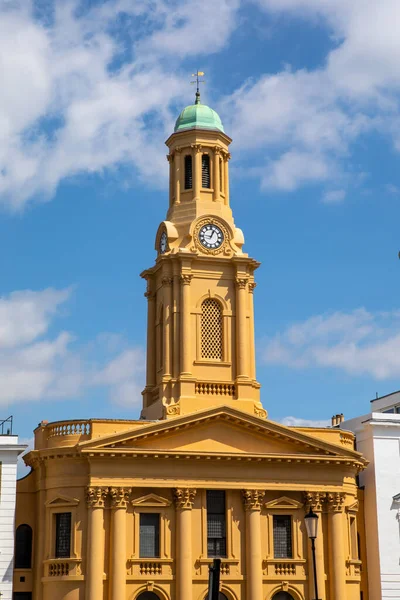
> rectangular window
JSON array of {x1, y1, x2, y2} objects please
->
[
  {"x1": 350, "y1": 516, "x2": 358, "y2": 559},
  {"x1": 55, "y1": 512, "x2": 71, "y2": 558},
  {"x1": 273, "y1": 515, "x2": 292, "y2": 558},
  {"x1": 202, "y1": 154, "x2": 210, "y2": 188},
  {"x1": 207, "y1": 490, "x2": 226, "y2": 557},
  {"x1": 184, "y1": 155, "x2": 192, "y2": 189},
  {"x1": 140, "y1": 513, "x2": 160, "y2": 558}
]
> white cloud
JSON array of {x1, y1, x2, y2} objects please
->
[
  {"x1": 0, "y1": 0, "x2": 240, "y2": 210},
  {"x1": 280, "y1": 416, "x2": 330, "y2": 428},
  {"x1": 322, "y1": 189, "x2": 346, "y2": 204},
  {"x1": 0, "y1": 287, "x2": 145, "y2": 407},
  {"x1": 262, "y1": 308, "x2": 400, "y2": 379},
  {"x1": 223, "y1": 0, "x2": 400, "y2": 194}
]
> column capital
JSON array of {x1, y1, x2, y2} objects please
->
[
  {"x1": 161, "y1": 276, "x2": 173, "y2": 287},
  {"x1": 191, "y1": 143, "x2": 203, "y2": 153},
  {"x1": 180, "y1": 274, "x2": 193, "y2": 286},
  {"x1": 175, "y1": 146, "x2": 182, "y2": 155},
  {"x1": 242, "y1": 489, "x2": 264, "y2": 511},
  {"x1": 109, "y1": 486, "x2": 131, "y2": 508},
  {"x1": 214, "y1": 146, "x2": 223, "y2": 156},
  {"x1": 235, "y1": 277, "x2": 248, "y2": 290},
  {"x1": 303, "y1": 491, "x2": 326, "y2": 512},
  {"x1": 326, "y1": 492, "x2": 345, "y2": 513},
  {"x1": 86, "y1": 486, "x2": 108, "y2": 508},
  {"x1": 248, "y1": 282, "x2": 257, "y2": 294},
  {"x1": 173, "y1": 488, "x2": 196, "y2": 509},
  {"x1": 166, "y1": 154, "x2": 173, "y2": 163}
]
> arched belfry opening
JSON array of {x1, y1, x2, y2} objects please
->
[
  {"x1": 271, "y1": 592, "x2": 296, "y2": 600},
  {"x1": 201, "y1": 298, "x2": 223, "y2": 360},
  {"x1": 136, "y1": 593, "x2": 161, "y2": 600}
]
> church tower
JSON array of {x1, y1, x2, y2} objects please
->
[{"x1": 141, "y1": 91, "x2": 265, "y2": 420}]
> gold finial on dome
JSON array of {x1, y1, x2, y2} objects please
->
[{"x1": 191, "y1": 70, "x2": 205, "y2": 104}]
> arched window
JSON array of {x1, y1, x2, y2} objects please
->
[
  {"x1": 184, "y1": 155, "x2": 192, "y2": 189},
  {"x1": 15, "y1": 524, "x2": 32, "y2": 568},
  {"x1": 204, "y1": 594, "x2": 228, "y2": 600},
  {"x1": 201, "y1": 299, "x2": 223, "y2": 360},
  {"x1": 202, "y1": 154, "x2": 211, "y2": 188},
  {"x1": 136, "y1": 593, "x2": 161, "y2": 600},
  {"x1": 272, "y1": 593, "x2": 295, "y2": 600}
]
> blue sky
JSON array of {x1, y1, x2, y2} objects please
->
[{"x1": 2, "y1": 0, "x2": 400, "y2": 461}]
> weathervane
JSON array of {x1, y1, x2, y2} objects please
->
[{"x1": 191, "y1": 71, "x2": 205, "y2": 104}]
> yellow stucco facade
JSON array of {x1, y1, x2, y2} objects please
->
[{"x1": 14, "y1": 97, "x2": 369, "y2": 600}]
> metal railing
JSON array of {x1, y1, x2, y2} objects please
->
[{"x1": 0, "y1": 416, "x2": 13, "y2": 435}]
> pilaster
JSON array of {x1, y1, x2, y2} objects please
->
[
  {"x1": 174, "y1": 488, "x2": 197, "y2": 600},
  {"x1": 109, "y1": 487, "x2": 130, "y2": 600},
  {"x1": 86, "y1": 487, "x2": 107, "y2": 600},
  {"x1": 242, "y1": 490, "x2": 264, "y2": 600}
]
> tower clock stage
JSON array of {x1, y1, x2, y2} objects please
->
[{"x1": 13, "y1": 90, "x2": 369, "y2": 600}]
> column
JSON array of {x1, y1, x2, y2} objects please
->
[
  {"x1": 174, "y1": 488, "x2": 196, "y2": 600},
  {"x1": 213, "y1": 147, "x2": 221, "y2": 201},
  {"x1": 236, "y1": 277, "x2": 249, "y2": 379},
  {"x1": 223, "y1": 151, "x2": 230, "y2": 205},
  {"x1": 33, "y1": 462, "x2": 46, "y2": 600},
  {"x1": 304, "y1": 492, "x2": 326, "y2": 600},
  {"x1": 162, "y1": 277, "x2": 172, "y2": 377},
  {"x1": 248, "y1": 282, "x2": 257, "y2": 380},
  {"x1": 172, "y1": 271, "x2": 180, "y2": 378},
  {"x1": 167, "y1": 153, "x2": 173, "y2": 207},
  {"x1": 192, "y1": 144, "x2": 202, "y2": 200},
  {"x1": 145, "y1": 282, "x2": 156, "y2": 390},
  {"x1": 180, "y1": 274, "x2": 192, "y2": 376},
  {"x1": 109, "y1": 487, "x2": 130, "y2": 600},
  {"x1": 174, "y1": 148, "x2": 181, "y2": 204},
  {"x1": 327, "y1": 493, "x2": 346, "y2": 600},
  {"x1": 242, "y1": 490, "x2": 264, "y2": 600},
  {"x1": 86, "y1": 487, "x2": 107, "y2": 600}
]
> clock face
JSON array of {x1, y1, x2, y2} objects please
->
[
  {"x1": 199, "y1": 224, "x2": 224, "y2": 250},
  {"x1": 160, "y1": 231, "x2": 167, "y2": 254}
]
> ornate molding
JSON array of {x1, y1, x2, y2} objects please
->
[
  {"x1": 161, "y1": 277, "x2": 173, "y2": 287},
  {"x1": 304, "y1": 491, "x2": 326, "y2": 512},
  {"x1": 242, "y1": 489, "x2": 264, "y2": 511},
  {"x1": 326, "y1": 492, "x2": 345, "y2": 513},
  {"x1": 165, "y1": 403, "x2": 180, "y2": 416},
  {"x1": 214, "y1": 146, "x2": 222, "y2": 156},
  {"x1": 173, "y1": 488, "x2": 197, "y2": 509},
  {"x1": 86, "y1": 486, "x2": 108, "y2": 508},
  {"x1": 109, "y1": 487, "x2": 131, "y2": 509},
  {"x1": 180, "y1": 274, "x2": 193, "y2": 286},
  {"x1": 248, "y1": 282, "x2": 257, "y2": 294},
  {"x1": 254, "y1": 405, "x2": 267, "y2": 419},
  {"x1": 235, "y1": 277, "x2": 248, "y2": 290}
]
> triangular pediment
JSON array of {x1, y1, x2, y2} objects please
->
[
  {"x1": 265, "y1": 496, "x2": 303, "y2": 510},
  {"x1": 45, "y1": 495, "x2": 79, "y2": 508},
  {"x1": 132, "y1": 493, "x2": 171, "y2": 507},
  {"x1": 79, "y1": 406, "x2": 365, "y2": 464}
]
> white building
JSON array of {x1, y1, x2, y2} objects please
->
[
  {"x1": 0, "y1": 417, "x2": 27, "y2": 600},
  {"x1": 339, "y1": 391, "x2": 400, "y2": 600}
]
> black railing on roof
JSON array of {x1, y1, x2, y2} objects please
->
[{"x1": 0, "y1": 416, "x2": 13, "y2": 435}]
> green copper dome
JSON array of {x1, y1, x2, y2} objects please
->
[{"x1": 174, "y1": 93, "x2": 224, "y2": 133}]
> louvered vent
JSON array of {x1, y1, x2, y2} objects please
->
[
  {"x1": 201, "y1": 299, "x2": 222, "y2": 360},
  {"x1": 184, "y1": 155, "x2": 192, "y2": 189},
  {"x1": 202, "y1": 154, "x2": 210, "y2": 188}
]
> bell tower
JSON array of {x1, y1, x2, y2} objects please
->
[{"x1": 140, "y1": 90, "x2": 265, "y2": 420}]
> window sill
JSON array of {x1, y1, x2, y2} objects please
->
[{"x1": 194, "y1": 360, "x2": 231, "y2": 366}]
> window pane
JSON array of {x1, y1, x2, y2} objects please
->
[
  {"x1": 207, "y1": 491, "x2": 226, "y2": 558},
  {"x1": 201, "y1": 300, "x2": 223, "y2": 360},
  {"x1": 184, "y1": 155, "x2": 192, "y2": 189},
  {"x1": 55, "y1": 513, "x2": 71, "y2": 558},
  {"x1": 273, "y1": 515, "x2": 292, "y2": 559},
  {"x1": 140, "y1": 513, "x2": 160, "y2": 558},
  {"x1": 202, "y1": 155, "x2": 210, "y2": 188}
]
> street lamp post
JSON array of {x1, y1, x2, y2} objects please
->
[{"x1": 305, "y1": 507, "x2": 321, "y2": 600}]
